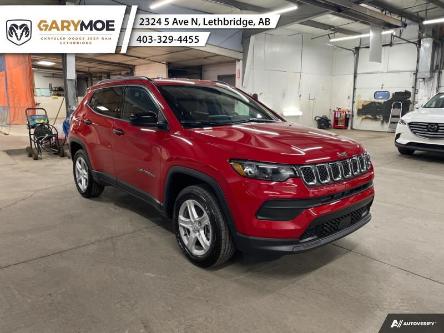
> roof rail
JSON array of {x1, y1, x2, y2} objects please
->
[{"x1": 95, "y1": 76, "x2": 153, "y2": 85}]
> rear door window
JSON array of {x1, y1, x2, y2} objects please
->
[{"x1": 89, "y1": 87, "x2": 124, "y2": 118}]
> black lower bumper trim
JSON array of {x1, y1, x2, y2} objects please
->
[
  {"x1": 395, "y1": 141, "x2": 444, "y2": 153},
  {"x1": 256, "y1": 181, "x2": 373, "y2": 221},
  {"x1": 236, "y1": 197, "x2": 373, "y2": 254}
]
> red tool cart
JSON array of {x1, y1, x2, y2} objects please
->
[{"x1": 332, "y1": 108, "x2": 351, "y2": 129}]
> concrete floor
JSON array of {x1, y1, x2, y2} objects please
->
[{"x1": 0, "y1": 129, "x2": 443, "y2": 333}]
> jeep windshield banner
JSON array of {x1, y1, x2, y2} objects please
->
[{"x1": 0, "y1": 5, "x2": 280, "y2": 53}]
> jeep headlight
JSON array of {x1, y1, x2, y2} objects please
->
[
  {"x1": 398, "y1": 119, "x2": 407, "y2": 125},
  {"x1": 230, "y1": 160, "x2": 298, "y2": 182}
]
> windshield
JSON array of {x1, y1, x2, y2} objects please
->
[
  {"x1": 156, "y1": 83, "x2": 281, "y2": 127},
  {"x1": 423, "y1": 93, "x2": 444, "y2": 108}
]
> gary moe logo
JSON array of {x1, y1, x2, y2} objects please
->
[{"x1": 6, "y1": 20, "x2": 32, "y2": 46}]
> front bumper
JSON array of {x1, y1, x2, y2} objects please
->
[
  {"x1": 395, "y1": 124, "x2": 444, "y2": 152},
  {"x1": 236, "y1": 196, "x2": 373, "y2": 254}
]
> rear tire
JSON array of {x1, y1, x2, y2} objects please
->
[
  {"x1": 398, "y1": 147, "x2": 415, "y2": 155},
  {"x1": 73, "y1": 149, "x2": 104, "y2": 198},
  {"x1": 173, "y1": 185, "x2": 235, "y2": 268}
]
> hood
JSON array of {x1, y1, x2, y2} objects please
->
[
  {"x1": 188, "y1": 122, "x2": 363, "y2": 164},
  {"x1": 403, "y1": 108, "x2": 444, "y2": 123}
]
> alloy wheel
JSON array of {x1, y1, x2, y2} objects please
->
[
  {"x1": 75, "y1": 156, "x2": 89, "y2": 192},
  {"x1": 178, "y1": 199, "x2": 213, "y2": 256}
]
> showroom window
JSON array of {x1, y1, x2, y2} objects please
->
[
  {"x1": 89, "y1": 87, "x2": 124, "y2": 118},
  {"x1": 122, "y1": 86, "x2": 159, "y2": 120}
]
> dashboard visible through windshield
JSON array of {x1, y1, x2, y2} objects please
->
[{"x1": 157, "y1": 83, "x2": 281, "y2": 127}]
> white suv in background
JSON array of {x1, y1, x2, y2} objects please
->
[{"x1": 395, "y1": 93, "x2": 444, "y2": 155}]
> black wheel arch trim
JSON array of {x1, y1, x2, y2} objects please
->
[
  {"x1": 68, "y1": 137, "x2": 88, "y2": 159},
  {"x1": 164, "y1": 166, "x2": 238, "y2": 239}
]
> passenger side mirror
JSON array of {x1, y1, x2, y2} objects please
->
[{"x1": 129, "y1": 112, "x2": 167, "y2": 129}]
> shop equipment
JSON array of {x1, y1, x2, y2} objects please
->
[{"x1": 25, "y1": 108, "x2": 65, "y2": 160}]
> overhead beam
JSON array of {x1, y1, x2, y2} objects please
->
[
  {"x1": 292, "y1": 0, "x2": 403, "y2": 28},
  {"x1": 367, "y1": 0, "x2": 421, "y2": 23},
  {"x1": 205, "y1": 0, "x2": 266, "y2": 12},
  {"x1": 300, "y1": 19, "x2": 358, "y2": 34},
  {"x1": 428, "y1": 0, "x2": 444, "y2": 10},
  {"x1": 243, "y1": 2, "x2": 331, "y2": 37},
  {"x1": 76, "y1": 56, "x2": 134, "y2": 71},
  {"x1": 324, "y1": 0, "x2": 403, "y2": 26}
]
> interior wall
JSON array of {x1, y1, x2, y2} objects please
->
[
  {"x1": 242, "y1": 33, "x2": 334, "y2": 127},
  {"x1": 331, "y1": 48, "x2": 354, "y2": 111},
  {"x1": 134, "y1": 63, "x2": 168, "y2": 78},
  {"x1": 202, "y1": 62, "x2": 235, "y2": 81},
  {"x1": 353, "y1": 43, "x2": 417, "y2": 131},
  {"x1": 242, "y1": 24, "x2": 443, "y2": 132},
  {"x1": 34, "y1": 70, "x2": 64, "y2": 90}
]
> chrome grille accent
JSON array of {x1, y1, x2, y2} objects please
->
[
  {"x1": 300, "y1": 166, "x2": 317, "y2": 185},
  {"x1": 341, "y1": 160, "x2": 352, "y2": 178},
  {"x1": 350, "y1": 157, "x2": 359, "y2": 175},
  {"x1": 408, "y1": 122, "x2": 444, "y2": 139},
  {"x1": 316, "y1": 164, "x2": 330, "y2": 184},
  {"x1": 298, "y1": 153, "x2": 371, "y2": 186},
  {"x1": 329, "y1": 162, "x2": 342, "y2": 181},
  {"x1": 358, "y1": 155, "x2": 367, "y2": 172}
]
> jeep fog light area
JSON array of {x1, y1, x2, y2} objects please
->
[{"x1": 68, "y1": 77, "x2": 375, "y2": 268}]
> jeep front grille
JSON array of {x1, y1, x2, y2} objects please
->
[
  {"x1": 409, "y1": 122, "x2": 444, "y2": 139},
  {"x1": 297, "y1": 153, "x2": 371, "y2": 186}
]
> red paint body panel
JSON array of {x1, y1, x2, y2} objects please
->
[{"x1": 69, "y1": 78, "x2": 375, "y2": 241}]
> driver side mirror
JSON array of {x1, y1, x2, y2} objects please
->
[{"x1": 129, "y1": 111, "x2": 167, "y2": 129}]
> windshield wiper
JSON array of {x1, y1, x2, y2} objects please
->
[
  {"x1": 247, "y1": 118, "x2": 276, "y2": 123},
  {"x1": 180, "y1": 120, "x2": 243, "y2": 128}
]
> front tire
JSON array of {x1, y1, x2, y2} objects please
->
[
  {"x1": 73, "y1": 149, "x2": 104, "y2": 198},
  {"x1": 398, "y1": 147, "x2": 415, "y2": 155},
  {"x1": 174, "y1": 185, "x2": 235, "y2": 268}
]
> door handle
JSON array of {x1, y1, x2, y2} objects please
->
[
  {"x1": 83, "y1": 119, "x2": 92, "y2": 125},
  {"x1": 113, "y1": 128, "x2": 125, "y2": 136}
]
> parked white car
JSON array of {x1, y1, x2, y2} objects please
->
[{"x1": 395, "y1": 93, "x2": 444, "y2": 155}]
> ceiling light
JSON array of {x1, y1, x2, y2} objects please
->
[
  {"x1": 150, "y1": 0, "x2": 176, "y2": 10},
  {"x1": 36, "y1": 60, "x2": 56, "y2": 66},
  {"x1": 266, "y1": 5, "x2": 298, "y2": 16},
  {"x1": 329, "y1": 30, "x2": 394, "y2": 42},
  {"x1": 423, "y1": 17, "x2": 444, "y2": 25}
]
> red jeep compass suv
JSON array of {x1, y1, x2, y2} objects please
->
[{"x1": 68, "y1": 77, "x2": 374, "y2": 267}]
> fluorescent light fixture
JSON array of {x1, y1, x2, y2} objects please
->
[
  {"x1": 150, "y1": 0, "x2": 176, "y2": 10},
  {"x1": 266, "y1": 4, "x2": 298, "y2": 16},
  {"x1": 423, "y1": 17, "x2": 444, "y2": 25},
  {"x1": 329, "y1": 29, "x2": 394, "y2": 42},
  {"x1": 36, "y1": 60, "x2": 56, "y2": 66}
]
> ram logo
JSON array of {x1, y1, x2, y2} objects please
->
[{"x1": 6, "y1": 20, "x2": 32, "y2": 46}]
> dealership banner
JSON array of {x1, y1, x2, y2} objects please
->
[
  {"x1": 0, "y1": 5, "x2": 282, "y2": 53},
  {"x1": 0, "y1": 6, "x2": 126, "y2": 53}
]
